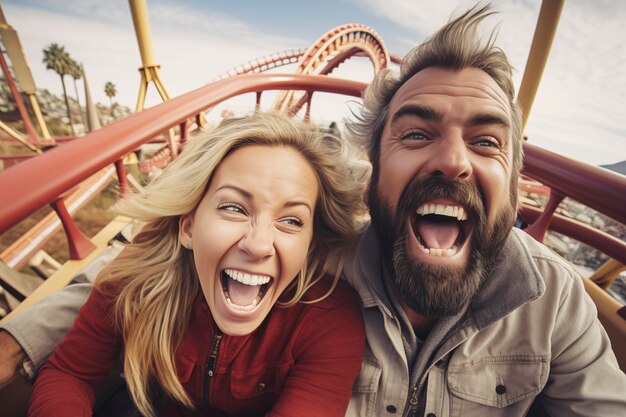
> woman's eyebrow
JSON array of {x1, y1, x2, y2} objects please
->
[
  {"x1": 216, "y1": 185, "x2": 313, "y2": 214},
  {"x1": 283, "y1": 200, "x2": 313, "y2": 215},
  {"x1": 215, "y1": 184, "x2": 252, "y2": 199}
]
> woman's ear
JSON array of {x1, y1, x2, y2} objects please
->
[{"x1": 179, "y1": 214, "x2": 194, "y2": 247}]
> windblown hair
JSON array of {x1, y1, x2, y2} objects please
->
[
  {"x1": 348, "y1": 3, "x2": 524, "y2": 203},
  {"x1": 95, "y1": 112, "x2": 370, "y2": 417}
]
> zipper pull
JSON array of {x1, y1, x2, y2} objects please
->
[
  {"x1": 203, "y1": 329, "x2": 223, "y2": 405},
  {"x1": 407, "y1": 385, "x2": 419, "y2": 417}
]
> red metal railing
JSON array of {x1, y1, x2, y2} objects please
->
[
  {"x1": 520, "y1": 143, "x2": 626, "y2": 265},
  {"x1": 0, "y1": 74, "x2": 364, "y2": 239},
  {"x1": 0, "y1": 73, "x2": 624, "y2": 270}
]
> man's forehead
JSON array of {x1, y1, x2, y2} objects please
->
[{"x1": 390, "y1": 67, "x2": 511, "y2": 118}]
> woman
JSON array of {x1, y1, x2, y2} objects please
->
[{"x1": 28, "y1": 112, "x2": 370, "y2": 417}]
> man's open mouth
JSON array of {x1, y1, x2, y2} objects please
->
[
  {"x1": 411, "y1": 202, "x2": 472, "y2": 256},
  {"x1": 221, "y1": 269, "x2": 272, "y2": 311}
]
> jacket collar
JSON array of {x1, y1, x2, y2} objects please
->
[
  {"x1": 345, "y1": 225, "x2": 396, "y2": 317},
  {"x1": 347, "y1": 225, "x2": 545, "y2": 329},
  {"x1": 470, "y1": 228, "x2": 545, "y2": 329}
]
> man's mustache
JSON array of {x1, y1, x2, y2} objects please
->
[{"x1": 395, "y1": 176, "x2": 487, "y2": 232}]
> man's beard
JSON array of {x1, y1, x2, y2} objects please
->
[{"x1": 369, "y1": 175, "x2": 516, "y2": 317}]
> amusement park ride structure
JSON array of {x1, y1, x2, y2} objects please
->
[{"x1": 0, "y1": 0, "x2": 624, "y2": 389}]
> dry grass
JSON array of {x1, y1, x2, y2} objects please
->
[{"x1": 0, "y1": 183, "x2": 119, "y2": 267}]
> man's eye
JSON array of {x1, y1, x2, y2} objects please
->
[
  {"x1": 474, "y1": 137, "x2": 500, "y2": 148},
  {"x1": 400, "y1": 130, "x2": 430, "y2": 141},
  {"x1": 280, "y1": 217, "x2": 304, "y2": 227},
  {"x1": 218, "y1": 203, "x2": 246, "y2": 215}
]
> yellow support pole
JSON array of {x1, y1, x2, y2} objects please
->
[
  {"x1": 27, "y1": 93, "x2": 51, "y2": 139},
  {"x1": 0, "y1": 4, "x2": 52, "y2": 143},
  {"x1": 129, "y1": 0, "x2": 156, "y2": 68},
  {"x1": 0, "y1": 119, "x2": 41, "y2": 153},
  {"x1": 516, "y1": 0, "x2": 565, "y2": 132},
  {"x1": 128, "y1": 0, "x2": 170, "y2": 112},
  {"x1": 589, "y1": 258, "x2": 626, "y2": 290}
]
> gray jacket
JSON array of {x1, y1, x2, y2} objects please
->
[
  {"x1": 3, "y1": 231, "x2": 625, "y2": 416},
  {"x1": 1, "y1": 244, "x2": 121, "y2": 377},
  {"x1": 344, "y1": 226, "x2": 626, "y2": 417}
]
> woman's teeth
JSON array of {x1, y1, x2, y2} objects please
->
[
  {"x1": 224, "y1": 269, "x2": 271, "y2": 286},
  {"x1": 225, "y1": 296, "x2": 259, "y2": 311},
  {"x1": 222, "y1": 269, "x2": 271, "y2": 311}
]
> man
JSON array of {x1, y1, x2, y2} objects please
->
[
  {"x1": 342, "y1": 5, "x2": 625, "y2": 417},
  {"x1": 1, "y1": 5, "x2": 625, "y2": 416}
]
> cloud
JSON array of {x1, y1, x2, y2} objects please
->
[
  {"x1": 350, "y1": 0, "x2": 626, "y2": 164},
  {"x1": 3, "y1": 0, "x2": 625, "y2": 164},
  {"x1": 3, "y1": 0, "x2": 304, "y2": 109},
  {"x1": 522, "y1": 0, "x2": 626, "y2": 164}
]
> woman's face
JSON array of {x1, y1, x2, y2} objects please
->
[{"x1": 180, "y1": 145, "x2": 319, "y2": 335}]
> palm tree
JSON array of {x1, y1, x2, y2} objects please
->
[
  {"x1": 104, "y1": 81, "x2": 117, "y2": 117},
  {"x1": 69, "y1": 60, "x2": 86, "y2": 128},
  {"x1": 42, "y1": 43, "x2": 76, "y2": 135}
]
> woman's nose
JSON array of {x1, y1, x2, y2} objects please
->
[{"x1": 238, "y1": 223, "x2": 276, "y2": 260}]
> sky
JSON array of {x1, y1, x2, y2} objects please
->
[{"x1": 2, "y1": 0, "x2": 625, "y2": 165}]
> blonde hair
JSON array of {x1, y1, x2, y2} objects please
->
[
  {"x1": 95, "y1": 112, "x2": 370, "y2": 416},
  {"x1": 348, "y1": 3, "x2": 523, "y2": 206}
]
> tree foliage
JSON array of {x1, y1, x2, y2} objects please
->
[
  {"x1": 104, "y1": 81, "x2": 117, "y2": 110},
  {"x1": 42, "y1": 43, "x2": 76, "y2": 135}
]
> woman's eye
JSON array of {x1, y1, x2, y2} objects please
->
[
  {"x1": 280, "y1": 217, "x2": 304, "y2": 227},
  {"x1": 400, "y1": 130, "x2": 430, "y2": 141},
  {"x1": 218, "y1": 203, "x2": 246, "y2": 215}
]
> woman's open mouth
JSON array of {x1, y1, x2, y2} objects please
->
[{"x1": 221, "y1": 269, "x2": 272, "y2": 311}]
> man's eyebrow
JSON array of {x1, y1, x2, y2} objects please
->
[
  {"x1": 468, "y1": 113, "x2": 510, "y2": 129},
  {"x1": 391, "y1": 104, "x2": 442, "y2": 124}
]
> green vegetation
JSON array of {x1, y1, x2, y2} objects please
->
[
  {"x1": 0, "y1": 183, "x2": 118, "y2": 268},
  {"x1": 68, "y1": 61, "x2": 86, "y2": 127},
  {"x1": 0, "y1": 163, "x2": 148, "y2": 270},
  {"x1": 42, "y1": 43, "x2": 76, "y2": 136},
  {"x1": 104, "y1": 81, "x2": 117, "y2": 108}
]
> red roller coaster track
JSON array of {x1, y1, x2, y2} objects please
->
[
  {"x1": 139, "y1": 24, "x2": 397, "y2": 174},
  {"x1": 1, "y1": 3, "x2": 625, "y2": 378}
]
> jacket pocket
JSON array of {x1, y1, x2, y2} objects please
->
[
  {"x1": 346, "y1": 354, "x2": 381, "y2": 417},
  {"x1": 230, "y1": 362, "x2": 292, "y2": 399},
  {"x1": 175, "y1": 352, "x2": 197, "y2": 384},
  {"x1": 447, "y1": 355, "x2": 548, "y2": 409}
]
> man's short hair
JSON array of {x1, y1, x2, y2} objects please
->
[{"x1": 349, "y1": 4, "x2": 524, "y2": 186}]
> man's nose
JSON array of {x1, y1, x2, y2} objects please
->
[
  {"x1": 238, "y1": 223, "x2": 276, "y2": 260},
  {"x1": 425, "y1": 135, "x2": 473, "y2": 180}
]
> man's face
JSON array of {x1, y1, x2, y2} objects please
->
[{"x1": 370, "y1": 67, "x2": 517, "y2": 317}]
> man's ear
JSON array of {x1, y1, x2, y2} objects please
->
[{"x1": 179, "y1": 214, "x2": 193, "y2": 245}]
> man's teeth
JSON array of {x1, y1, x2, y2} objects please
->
[
  {"x1": 416, "y1": 203, "x2": 467, "y2": 221},
  {"x1": 421, "y1": 245, "x2": 458, "y2": 257},
  {"x1": 224, "y1": 269, "x2": 271, "y2": 286}
]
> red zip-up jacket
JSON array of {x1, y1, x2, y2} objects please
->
[{"x1": 28, "y1": 278, "x2": 365, "y2": 417}]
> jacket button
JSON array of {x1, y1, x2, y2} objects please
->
[
  {"x1": 386, "y1": 405, "x2": 396, "y2": 413},
  {"x1": 496, "y1": 384, "x2": 507, "y2": 395},
  {"x1": 257, "y1": 382, "x2": 266, "y2": 390},
  {"x1": 426, "y1": 413, "x2": 436, "y2": 417}
]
